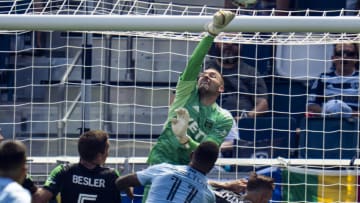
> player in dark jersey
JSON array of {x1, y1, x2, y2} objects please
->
[
  {"x1": 22, "y1": 175, "x2": 38, "y2": 195},
  {"x1": 116, "y1": 141, "x2": 220, "y2": 203},
  {"x1": 214, "y1": 172, "x2": 274, "y2": 203},
  {"x1": 33, "y1": 130, "x2": 121, "y2": 203}
]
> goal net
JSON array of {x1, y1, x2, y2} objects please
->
[{"x1": 1, "y1": 0, "x2": 360, "y2": 202}]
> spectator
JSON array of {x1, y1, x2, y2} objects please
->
[
  {"x1": 345, "y1": 0, "x2": 360, "y2": 15},
  {"x1": 116, "y1": 141, "x2": 221, "y2": 202},
  {"x1": 33, "y1": 130, "x2": 122, "y2": 203},
  {"x1": 206, "y1": 41, "x2": 269, "y2": 120},
  {"x1": 214, "y1": 171, "x2": 274, "y2": 203},
  {"x1": 307, "y1": 43, "x2": 360, "y2": 118},
  {"x1": 0, "y1": 140, "x2": 31, "y2": 203},
  {"x1": 223, "y1": 0, "x2": 277, "y2": 75},
  {"x1": 276, "y1": 0, "x2": 347, "y2": 16}
]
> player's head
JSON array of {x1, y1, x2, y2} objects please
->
[
  {"x1": 332, "y1": 43, "x2": 359, "y2": 72},
  {"x1": 190, "y1": 141, "x2": 219, "y2": 174},
  {"x1": 0, "y1": 140, "x2": 27, "y2": 184},
  {"x1": 197, "y1": 68, "x2": 225, "y2": 97},
  {"x1": 78, "y1": 130, "x2": 110, "y2": 165},
  {"x1": 246, "y1": 172, "x2": 274, "y2": 203}
]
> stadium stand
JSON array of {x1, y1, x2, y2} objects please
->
[
  {"x1": 298, "y1": 117, "x2": 359, "y2": 159},
  {"x1": 233, "y1": 117, "x2": 297, "y2": 171}
]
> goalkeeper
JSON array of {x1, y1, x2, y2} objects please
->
[
  {"x1": 147, "y1": 9, "x2": 235, "y2": 166},
  {"x1": 143, "y1": 10, "x2": 237, "y2": 202},
  {"x1": 143, "y1": 10, "x2": 235, "y2": 202}
]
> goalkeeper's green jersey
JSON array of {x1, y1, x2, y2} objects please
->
[{"x1": 147, "y1": 35, "x2": 233, "y2": 165}]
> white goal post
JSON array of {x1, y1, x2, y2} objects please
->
[{"x1": 1, "y1": 15, "x2": 360, "y2": 33}]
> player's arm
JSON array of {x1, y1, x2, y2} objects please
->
[
  {"x1": 181, "y1": 35, "x2": 214, "y2": 81},
  {"x1": 115, "y1": 173, "x2": 142, "y2": 199},
  {"x1": 115, "y1": 173, "x2": 142, "y2": 190},
  {"x1": 22, "y1": 175, "x2": 39, "y2": 195},
  {"x1": 181, "y1": 10, "x2": 235, "y2": 81},
  {"x1": 32, "y1": 188, "x2": 53, "y2": 203},
  {"x1": 33, "y1": 164, "x2": 65, "y2": 203},
  {"x1": 208, "y1": 179, "x2": 247, "y2": 194}
]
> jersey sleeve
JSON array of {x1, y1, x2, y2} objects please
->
[
  {"x1": 181, "y1": 35, "x2": 214, "y2": 81},
  {"x1": 43, "y1": 164, "x2": 67, "y2": 196},
  {"x1": 169, "y1": 35, "x2": 214, "y2": 119},
  {"x1": 136, "y1": 164, "x2": 168, "y2": 186}
]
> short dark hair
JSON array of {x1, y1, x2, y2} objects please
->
[
  {"x1": 193, "y1": 141, "x2": 219, "y2": 171},
  {"x1": 333, "y1": 43, "x2": 359, "y2": 57},
  {"x1": 247, "y1": 172, "x2": 274, "y2": 192},
  {"x1": 78, "y1": 130, "x2": 109, "y2": 162},
  {"x1": 0, "y1": 140, "x2": 27, "y2": 172}
]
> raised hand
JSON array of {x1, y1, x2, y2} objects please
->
[
  {"x1": 171, "y1": 108, "x2": 190, "y2": 146},
  {"x1": 205, "y1": 10, "x2": 235, "y2": 36}
]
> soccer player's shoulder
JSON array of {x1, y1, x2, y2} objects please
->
[{"x1": 217, "y1": 107, "x2": 233, "y2": 120}]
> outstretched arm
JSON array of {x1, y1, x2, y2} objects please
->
[
  {"x1": 181, "y1": 10, "x2": 235, "y2": 81},
  {"x1": 209, "y1": 179, "x2": 247, "y2": 194},
  {"x1": 116, "y1": 173, "x2": 142, "y2": 191},
  {"x1": 115, "y1": 173, "x2": 142, "y2": 199}
]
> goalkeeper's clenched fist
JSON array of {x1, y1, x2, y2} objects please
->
[
  {"x1": 171, "y1": 108, "x2": 191, "y2": 148},
  {"x1": 206, "y1": 10, "x2": 235, "y2": 36}
]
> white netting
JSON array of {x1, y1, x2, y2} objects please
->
[{"x1": 0, "y1": 1, "x2": 360, "y2": 202}]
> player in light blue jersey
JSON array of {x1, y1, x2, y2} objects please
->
[
  {"x1": 0, "y1": 140, "x2": 31, "y2": 203},
  {"x1": 116, "y1": 141, "x2": 219, "y2": 203},
  {"x1": 307, "y1": 43, "x2": 360, "y2": 117}
]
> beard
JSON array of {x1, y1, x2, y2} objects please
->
[
  {"x1": 198, "y1": 82, "x2": 210, "y2": 92},
  {"x1": 198, "y1": 84, "x2": 218, "y2": 98}
]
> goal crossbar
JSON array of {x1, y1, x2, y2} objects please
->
[
  {"x1": 28, "y1": 157, "x2": 360, "y2": 167},
  {"x1": 1, "y1": 15, "x2": 360, "y2": 33}
]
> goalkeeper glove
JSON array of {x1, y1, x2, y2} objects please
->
[
  {"x1": 205, "y1": 10, "x2": 235, "y2": 36},
  {"x1": 171, "y1": 108, "x2": 191, "y2": 147}
]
